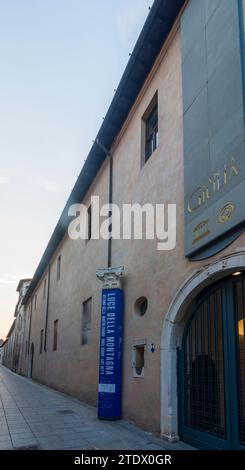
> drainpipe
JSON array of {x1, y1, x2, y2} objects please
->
[
  {"x1": 44, "y1": 264, "x2": 51, "y2": 352},
  {"x1": 95, "y1": 139, "x2": 113, "y2": 268}
]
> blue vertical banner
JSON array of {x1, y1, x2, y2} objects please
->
[{"x1": 98, "y1": 288, "x2": 124, "y2": 420}]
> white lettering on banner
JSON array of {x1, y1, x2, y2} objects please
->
[{"x1": 99, "y1": 383, "x2": 116, "y2": 393}]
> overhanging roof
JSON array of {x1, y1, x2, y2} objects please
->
[
  {"x1": 16, "y1": 278, "x2": 32, "y2": 293},
  {"x1": 23, "y1": 0, "x2": 185, "y2": 305}
]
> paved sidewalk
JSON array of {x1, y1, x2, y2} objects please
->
[{"x1": 0, "y1": 365, "x2": 193, "y2": 450}]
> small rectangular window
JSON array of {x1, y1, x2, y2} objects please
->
[
  {"x1": 132, "y1": 342, "x2": 146, "y2": 378},
  {"x1": 142, "y1": 92, "x2": 158, "y2": 164},
  {"x1": 53, "y1": 320, "x2": 58, "y2": 351},
  {"x1": 34, "y1": 294, "x2": 37, "y2": 310},
  {"x1": 81, "y1": 298, "x2": 92, "y2": 345},
  {"x1": 43, "y1": 279, "x2": 47, "y2": 299},
  {"x1": 40, "y1": 329, "x2": 44, "y2": 354},
  {"x1": 87, "y1": 205, "x2": 92, "y2": 241},
  {"x1": 25, "y1": 340, "x2": 28, "y2": 357},
  {"x1": 57, "y1": 255, "x2": 61, "y2": 281}
]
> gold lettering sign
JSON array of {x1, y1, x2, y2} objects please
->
[
  {"x1": 192, "y1": 220, "x2": 210, "y2": 244},
  {"x1": 187, "y1": 158, "x2": 239, "y2": 214},
  {"x1": 217, "y1": 202, "x2": 236, "y2": 224}
]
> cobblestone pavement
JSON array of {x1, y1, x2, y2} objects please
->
[{"x1": 0, "y1": 365, "x2": 193, "y2": 450}]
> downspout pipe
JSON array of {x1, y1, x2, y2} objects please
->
[{"x1": 95, "y1": 139, "x2": 113, "y2": 268}]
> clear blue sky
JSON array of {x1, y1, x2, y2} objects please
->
[{"x1": 0, "y1": 0, "x2": 153, "y2": 338}]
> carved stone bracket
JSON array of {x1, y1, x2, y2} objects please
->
[{"x1": 96, "y1": 266, "x2": 125, "y2": 289}]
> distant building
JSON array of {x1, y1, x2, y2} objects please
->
[
  {"x1": 0, "y1": 339, "x2": 4, "y2": 365},
  {"x1": 2, "y1": 279, "x2": 31, "y2": 373},
  {"x1": 2, "y1": 322, "x2": 15, "y2": 370},
  {"x1": 13, "y1": 279, "x2": 32, "y2": 374}
]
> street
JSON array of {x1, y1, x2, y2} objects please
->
[{"x1": 0, "y1": 365, "x2": 192, "y2": 450}]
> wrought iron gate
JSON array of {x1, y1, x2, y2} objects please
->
[{"x1": 178, "y1": 275, "x2": 245, "y2": 449}]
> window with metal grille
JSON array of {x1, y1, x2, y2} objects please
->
[
  {"x1": 234, "y1": 277, "x2": 245, "y2": 446},
  {"x1": 183, "y1": 288, "x2": 226, "y2": 439},
  {"x1": 81, "y1": 298, "x2": 92, "y2": 345},
  {"x1": 142, "y1": 93, "x2": 158, "y2": 164}
]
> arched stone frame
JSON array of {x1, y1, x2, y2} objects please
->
[{"x1": 160, "y1": 248, "x2": 245, "y2": 441}]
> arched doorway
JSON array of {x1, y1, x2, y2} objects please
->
[
  {"x1": 178, "y1": 274, "x2": 245, "y2": 449},
  {"x1": 160, "y1": 250, "x2": 245, "y2": 447}
]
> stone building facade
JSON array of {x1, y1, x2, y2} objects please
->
[
  {"x1": 2, "y1": 279, "x2": 31, "y2": 373},
  {"x1": 2, "y1": 321, "x2": 15, "y2": 370},
  {"x1": 0, "y1": 339, "x2": 4, "y2": 365},
  {"x1": 13, "y1": 279, "x2": 32, "y2": 374},
  {"x1": 6, "y1": 0, "x2": 245, "y2": 449}
]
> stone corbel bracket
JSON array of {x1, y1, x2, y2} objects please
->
[{"x1": 96, "y1": 266, "x2": 125, "y2": 289}]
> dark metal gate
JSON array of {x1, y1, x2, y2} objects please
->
[{"x1": 178, "y1": 275, "x2": 245, "y2": 450}]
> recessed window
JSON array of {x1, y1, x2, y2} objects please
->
[
  {"x1": 142, "y1": 92, "x2": 158, "y2": 164},
  {"x1": 40, "y1": 329, "x2": 44, "y2": 354},
  {"x1": 81, "y1": 298, "x2": 92, "y2": 345},
  {"x1": 87, "y1": 205, "x2": 92, "y2": 241},
  {"x1": 18, "y1": 316, "x2": 22, "y2": 330},
  {"x1": 34, "y1": 294, "x2": 37, "y2": 310},
  {"x1": 57, "y1": 255, "x2": 61, "y2": 281},
  {"x1": 135, "y1": 297, "x2": 148, "y2": 316},
  {"x1": 132, "y1": 342, "x2": 146, "y2": 378},
  {"x1": 53, "y1": 320, "x2": 58, "y2": 351},
  {"x1": 43, "y1": 279, "x2": 47, "y2": 299}
]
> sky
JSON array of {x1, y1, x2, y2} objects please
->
[{"x1": 0, "y1": 0, "x2": 154, "y2": 339}]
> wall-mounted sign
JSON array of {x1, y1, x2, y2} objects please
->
[
  {"x1": 181, "y1": 0, "x2": 245, "y2": 259},
  {"x1": 98, "y1": 288, "x2": 124, "y2": 420}
]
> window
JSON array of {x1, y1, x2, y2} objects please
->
[
  {"x1": 18, "y1": 315, "x2": 22, "y2": 330},
  {"x1": 53, "y1": 320, "x2": 58, "y2": 351},
  {"x1": 25, "y1": 340, "x2": 28, "y2": 357},
  {"x1": 87, "y1": 205, "x2": 92, "y2": 241},
  {"x1": 134, "y1": 297, "x2": 148, "y2": 316},
  {"x1": 142, "y1": 93, "x2": 158, "y2": 164},
  {"x1": 132, "y1": 341, "x2": 146, "y2": 378},
  {"x1": 40, "y1": 329, "x2": 44, "y2": 354},
  {"x1": 34, "y1": 294, "x2": 37, "y2": 310},
  {"x1": 43, "y1": 279, "x2": 47, "y2": 299},
  {"x1": 81, "y1": 298, "x2": 92, "y2": 345},
  {"x1": 57, "y1": 255, "x2": 61, "y2": 281}
]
